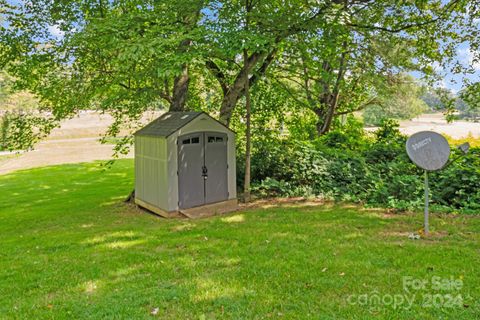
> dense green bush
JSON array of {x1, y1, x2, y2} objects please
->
[
  {"x1": 431, "y1": 148, "x2": 480, "y2": 211},
  {"x1": 242, "y1": 119, "x2": 480, "y2": 213}
]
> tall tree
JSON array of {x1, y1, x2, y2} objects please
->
[
  {"x1": 273, "y1": 0, "x2": 474, "y2": 135},
  {"x1": 203, "y1": 0, "x2": 337, "y2": 126},
  {"x1": 243, "y1": 0, "x2": 252, "y2": 203},
  {"x1": 0, "y1": 0, "x2": 205, "y2": 149}
]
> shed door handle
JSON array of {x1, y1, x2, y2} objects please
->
[{"x1": 202, "y1": 166, "x2": 208, "y2": 177}]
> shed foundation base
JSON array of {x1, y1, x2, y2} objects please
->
[
  {"x1": 134, "y1": 198, "x2": 181, "y2": 218},
  {"x1": 179, "y1": 199, "x2": 238, "y2": 219},
  {"x1": 135, "y1": 198, "x2": 238, "y2": 219}
]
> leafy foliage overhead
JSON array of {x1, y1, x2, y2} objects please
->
[{"x1": 0, "y1": 0, "x2": 479, "y2": 149}]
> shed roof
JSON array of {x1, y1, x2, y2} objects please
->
[{"x1": 134, "y1": 111, "x2": 232, "y2": 137}]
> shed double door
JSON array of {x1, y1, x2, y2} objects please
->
[{"x1": 178, "y1": 132, "x2": 228, "y2": 209}]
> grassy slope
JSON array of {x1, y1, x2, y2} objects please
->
[{"x1": 0, "y1": 160, "x2": 479, "y2": 319}]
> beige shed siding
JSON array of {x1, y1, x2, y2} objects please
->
[
  {"x1": 166, "y1": 114, "x2": 237, "y2": 211},
  {"x1": 135, "y1": 136, "x2": 143, "y2": 200},
  {"x1": 135, "y1": 136, "x2": 169, "y2": 210}
]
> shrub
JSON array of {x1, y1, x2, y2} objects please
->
[
  {"x1": 242, "y1": 118, "x2": 480, "y2": 213},
  {"x1": 431, "y1": 148, "x2": 480, "y2": 211}
]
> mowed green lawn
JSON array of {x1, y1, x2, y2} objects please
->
[{"x1": 0, "y1": 160, "x2": 479, "y2": 319}]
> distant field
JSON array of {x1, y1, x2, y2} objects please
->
[
  {"x1": 0, "y1": 153, "x2": 19, "y2": 165},
  {"x1": 0, "y1": 111, "x2": 160, "y2": 175},
  {"x1": 364, "y1": 113, "x2": 480, "y2": 139},
  {"x1": 398, "y1": 114, "x2": 480, "y2": 139},
  {"x1": 0, "y1": 160, "x2": 479, "y2": 319}
]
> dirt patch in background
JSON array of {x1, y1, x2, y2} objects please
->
[
  {"x1": 398, "y1": 114, "x2": 480, "y2": 138},
  {"x1": 366, "y1": 113, "x2": 480, "y2": 139}
]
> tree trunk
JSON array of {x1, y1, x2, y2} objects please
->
[
  {"x1": 243, "y1": 0, "x2": 252, "y2": 203},
  {"x1": 218, "y1": 71, "x2": 251, "y2": 126},
  {"x1": 314, "y1": 95, "x2": 337, "y2": 136},
  {"x1": 169, "y1": 64, "x2": 189, "y2": 112},
  {"x1": 219, "y1": 89, "x2": 243, "y2": 126},
  {"x1": 217, "y1": 51, "x2": 268, "y2": 126},
  {"x1": 243, "y1": 49, "x2": 251, "y2": 203}
]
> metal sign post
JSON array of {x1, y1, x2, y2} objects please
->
[
  {"x1": 406, "y1": 132, "x2": 470, "y2": 236},
  {"x1": 406, "y1": 131, "x2": 451, "y2": 236},
  {"x1": 424, "y1": 170, "x2": 429, "y2": 235}
]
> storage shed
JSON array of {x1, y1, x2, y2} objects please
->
[{"x1": 134, "y1": 111, "x2": 237, "y2": 218}]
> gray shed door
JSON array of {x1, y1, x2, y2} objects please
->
[
  {"x1": 177, "y1": 132, "x2": 228, "y2": 209},
  {"x1": 205, "y1": 133, "x2": 228, "y2": 204},
  {"x1": 178, "y1": 133, "x2": 205, "y2": 209}
]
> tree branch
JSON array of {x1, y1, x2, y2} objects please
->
[
  {"x1": 273, "y1": 79, "x2": 311, "y2": 109},
  {"x1": 248, "y1": 48, "x2": 277, "y2": 87},
  {"x1": 347, "y1": 0, "x2": 461, "y2": 33},
  {"x1": 332, "y1": 41, "x2": 348, "y2": 96},
  {"x1": 205, "y1": 60, "x2": 228, "y2": 95},
  {"x1": 163, "y1": 78, "x2": 170, "y2": 99},
  {"x1": 334, "y1": 96, "x2": 380, "y2": 115},
  {"x1": 301, "y1": 54, "x2": 315, "y2": 106}
]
